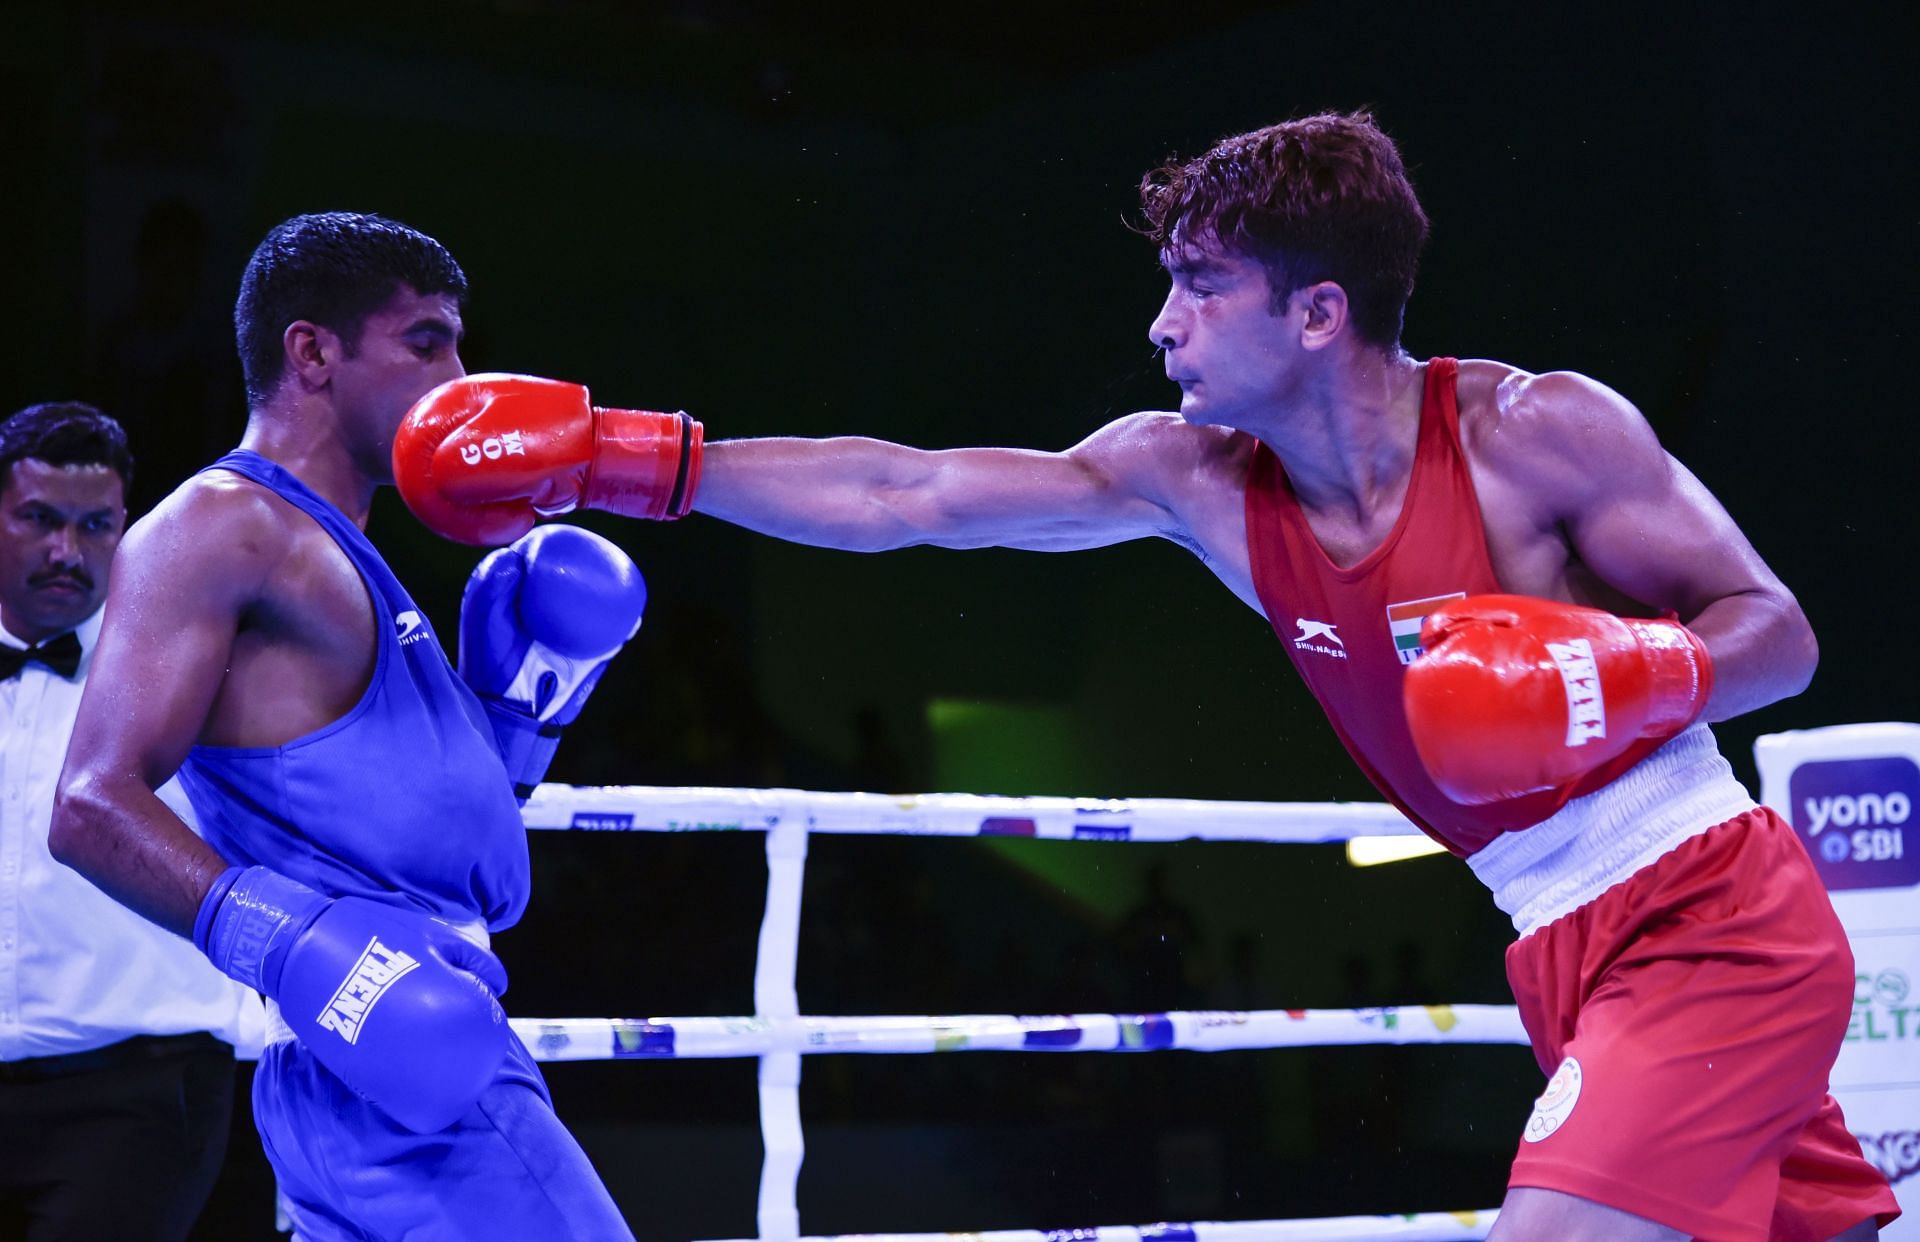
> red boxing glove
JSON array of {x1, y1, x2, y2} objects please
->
[
  {"x1": 1402, "y1": 594, "x2": 1714, "y2": 806},
  {"x1": 392, "y1": 373, "x2": 703, "y2": 546}
]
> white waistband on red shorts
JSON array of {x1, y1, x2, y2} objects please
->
[
  {"x1": 263, "y1": 916, "x2": 491, "y2": 1048},
  {"x1": 1465, "y1": 725, "x2": 1756, "y2": 939}
]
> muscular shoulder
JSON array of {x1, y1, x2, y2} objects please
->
[
  {"x1": 1071, "y1": 411, "x2": 1248, "y2": 503},
  {"x1": 1454, "y1": 359, "x2": 1670, "y2": 515},
  {"x1": 119, "y1": 471, "x2": 306, "y2": 605}
]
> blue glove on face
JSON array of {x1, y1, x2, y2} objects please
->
[
  {"x1": 194, "y1": 866, "x2": 510, "y2": 1134},
  {"x1": 459, "y1": 524, "x2": 647, "y2": 801}
]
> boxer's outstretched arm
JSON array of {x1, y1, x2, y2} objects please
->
[
  {"x1": 50, "y1": 482, "x2": 279, "y2": 937},
  {"x1": 1494, "y1": 371, "x2": 1816, "y2": 722},
  {"x1": 697, "y1": 414, "x2": 1179, "y2": 552}
]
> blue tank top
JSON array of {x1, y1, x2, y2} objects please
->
[{"x1": 176, "y1": 451, "x2": 530, "y2": 931}]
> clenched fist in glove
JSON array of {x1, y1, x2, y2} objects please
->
[
  {"x1": 393, "y1": 373, "x2": 702, "y2": 546},
  {"x1": 460, "y1": 523, "x2": 647, "y2": 801},
  {"x1": 1402, "y1": 594, "x2": 1713, "y2": 806},
  {"x1": 195, "y1": 866, "x2": 510, "y2": 1134}
]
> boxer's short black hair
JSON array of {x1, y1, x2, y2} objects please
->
[
  {"x1": 1139, "y1": 110, "x2": 1429, "y2": 349},
  {"x1": 0, "y1": 401, "x2": 134, "y2": 493},
  {"x1": 234, "y1": 212, "x2": 468, "y2": 407}
]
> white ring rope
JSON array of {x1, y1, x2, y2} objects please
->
[
  {"x1": 704, "y1": 1211, "x2": 1500, "y2": 1241},
  {"x1": 509, "y1": 1005, "x2": 1529, "y2": 1061},
  {"x1": 505, "y1": 784, "x2": 1511, "y2": 1241},
  {"x1": 520, "y1": 784, "x2": 1420, "y2": 843}
]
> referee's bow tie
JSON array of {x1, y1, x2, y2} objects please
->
[{"x1": 0, "y1": 631, "x2": 83, "y2": 680}]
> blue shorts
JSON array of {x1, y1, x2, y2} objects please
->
[{"x1": 254, "y1": 1035, "x2": 632, "y2": 1241}]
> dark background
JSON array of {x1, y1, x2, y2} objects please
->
[{"x1": 3, "y1": 2, "x2": 1915, "y2": 1238}]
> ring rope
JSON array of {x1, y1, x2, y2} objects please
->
[
  {"x1": 521, "y1": 784, "x2": 1421, "y2": 844},
  {"x1": 704, "y1": 1209, "x2": 1500, "y2": 1241},
  {"x1": 518, "y1": 784, "x2": 1498, "y2": 1240},
  {"x1": 508, "y1": 1005, "x2": 1529, "y2": 1062}
]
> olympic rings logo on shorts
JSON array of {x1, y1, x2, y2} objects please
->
[{"x1": 1523, "y1": 1055, "x2": 1583, "y2": 1143}]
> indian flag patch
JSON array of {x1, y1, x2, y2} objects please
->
[{"x1": 1386, "y1": 593, "x2": 1466, "y2": 665}]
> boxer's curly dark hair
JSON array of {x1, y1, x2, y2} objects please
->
[
  {"x1": 1138, "y1": 110, "x2": 1429, "y2": 348},
  {"x1": 0, "y1": 402, "x2": 133, "y2": 492},
  {"x1": 234, "y1": 212, "x2": 468, "y2": 407}
]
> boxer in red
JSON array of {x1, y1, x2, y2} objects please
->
[{"x1": 392, "y1": 112, "x2": 1899, "y2": 1240}]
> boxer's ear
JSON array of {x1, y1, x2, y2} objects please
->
[
  {"x1": 283, "y1": 320, "x2": 346, "y2": 393},
  {"x1": 1297, "y1": 281, "x2": 1350, "y2": 352}
]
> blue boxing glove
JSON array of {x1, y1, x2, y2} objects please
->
[
  {"x1": 459, "y1": 524, "x2": 646, "y2": 801},
  {"x1": 194, "y1": 866, "x2": 510, "y2": 1133}
]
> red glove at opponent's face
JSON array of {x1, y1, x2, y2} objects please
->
[{"x1": 393, "y1": 373, "x2": 702, "y2": 546}]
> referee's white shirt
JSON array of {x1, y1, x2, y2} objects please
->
[{"x1": 0, "y1": 606, "x2": 264, "y2": 1061}]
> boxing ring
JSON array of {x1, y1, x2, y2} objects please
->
[{"x1": 508, "y1": 785, "x2": 1516, "y2": 1242}]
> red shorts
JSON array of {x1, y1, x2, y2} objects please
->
[{"x1": 1504, "y1": 806, "x2": 1901, "y2": 1241}]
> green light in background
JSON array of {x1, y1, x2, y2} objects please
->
[{"x1": 926, "y1": 697, "x2": 1144, "y2": 920}]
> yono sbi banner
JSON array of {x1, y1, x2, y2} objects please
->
[{"x1": 1758, "y1": 722, "x2": 1919, "y2": 1238}]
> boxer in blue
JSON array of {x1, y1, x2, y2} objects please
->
[{"x1": 49, "y1": 213, "x2": 639, "y2": 1241}]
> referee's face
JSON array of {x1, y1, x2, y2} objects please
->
[{"x1": 0, "y1": 459, "x2": 125, "y2": 644}]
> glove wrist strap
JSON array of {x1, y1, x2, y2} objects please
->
[
  {"x1": 583, "y1": 408, "x2": 703, "y2": 519},
  {"x1": 196, "y1": 865, "x2": 329, "y2": 994},
  {"x1": 1625, "y1": 617, "x2": 1715, "y2": 735},
  {"x1": 192, "y1": 866, "x2": 243, "y2": 955},
  {"x1": 483, "y1": 697, "x2": 564, "y2": 802}
]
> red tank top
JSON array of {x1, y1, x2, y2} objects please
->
[{"x1": 1243, "y1": 358, "x2": 1657, "y2": 855}]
